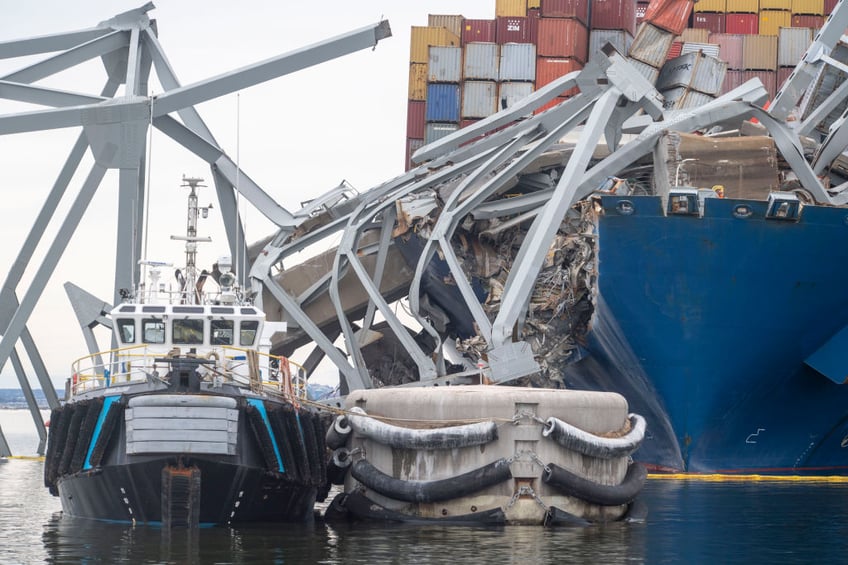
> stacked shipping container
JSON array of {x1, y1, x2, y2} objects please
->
[{"x1": 405, "y1": 0, "x2": 838, "y2": 169}]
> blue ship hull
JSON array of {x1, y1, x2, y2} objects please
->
[{"x1": 573, "y1": 195, "x2": 848, "y2": 474}]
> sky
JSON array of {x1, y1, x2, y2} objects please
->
[{"x1": 0, "y1": 0, "x2": 495, "y2": 389}]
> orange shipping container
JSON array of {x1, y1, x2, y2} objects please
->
[
  {"x1": 759, "y1": 10, "x2": 792, "y2": 36},
  {"x1": 760, "y1": 0, "x2": 791, "y2": 9},
  {"x1": 410, "y1": 27, "x2": 461, "y2": 64},
  {"x1": 408, "y1": 63, "x2": 428, "y2": 100},
  {"x1": 693, "y1": 0, "x2": 726, "y2": 11},
  {"x1": 725, "y1": 0, "x2": 758, "y2": 12},
  {"x1": 428, "y1": 15, "x2": 465, "y2": 39},
  {"x1": 743, "y1": 35, "x2": 778, "y2": 70},
  {"x1": 791, "y1": 0, "x2": 825, "y2": 15},
  {"x1": 496, "y1": 0, "x2": 528, "y2": 17},
  {"x1": 644, "y1": 0, "x2": 695, "y2": 35},
  {"x1": 536, "y1": 57, "x2": 583, "y2": 96}
]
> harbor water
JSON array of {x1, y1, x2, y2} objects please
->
[{"x1": 3, "y1": 410, "x2": 848, "y2": 564}]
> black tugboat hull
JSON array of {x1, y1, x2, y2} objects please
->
[{"x1": 56, "y1": 459, "x2": 317, "y2": 524}]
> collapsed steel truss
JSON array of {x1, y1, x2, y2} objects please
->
[{"x1": 2, "y1": 2, "x2": 848, "y2": 455}]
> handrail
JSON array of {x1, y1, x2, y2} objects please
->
[{"x1": 68, "y1": 343, "x2": 306, "y2": 400}]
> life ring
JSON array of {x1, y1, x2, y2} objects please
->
[{"x1": 205, "y1": 351, "x2": 220, "y2": 361}]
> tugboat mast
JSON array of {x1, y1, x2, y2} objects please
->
[{"x1": 172, "y1": 176, "x2": 212, "y2": 304}]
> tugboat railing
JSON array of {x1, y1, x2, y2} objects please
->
[{"x1": 69, "y1": 344, "x2": 306, "y2": 401}]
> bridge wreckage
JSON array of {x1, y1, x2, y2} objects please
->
[{"x1": 2, "y1": 3, "x2": 848, "y2": 476}]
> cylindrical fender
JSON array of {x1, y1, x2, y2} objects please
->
[
  {"x1": 542, "y1": 414, "x2": 646, "y2": 459},
  {"x1": 347, "y1": 407, "x2": 498, "y2": 450},
  {"x1": 351, "y1": 457, "x2": 512, "y2": 503},
  {"x1": 542, "y1": 461, "x2": 647, "y2": 506},
  {"x1": 325, "y1": 414, "x2": 352, "y2": 450},
  {"x1": 332, "y1": 447, "x2": 352, "y2": 468}
]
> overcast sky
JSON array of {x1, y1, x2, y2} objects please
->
[{"x1": 0, "y1": 0, "x2": 494, "y2": 389}]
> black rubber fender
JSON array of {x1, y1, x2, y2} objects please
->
[
  {"x1": 325, "y1": 414, "x2": 351, "y2": 450},
  {"x1": 245, "y1": 404, "x2": 281, "y2": 472},
  {"x1": 43, "y1": 406, "x2": 67, "y2": 488},
  {"x1": 542, "y1": 461, "x2": 647, "y2": 507},
  {"x1": 328, "y1": 491, "x2": 507, "y2": 525},
  {"x1": 347, "y1": 407, "x2": 498, "y2": 450},
  {"x1": 87, "y1": 400, "x2": 123, "y2": 468},
  {"x1": 542, "y1": 414, "x2": 646, "y2": 459},
  {"x1": 58, "y1": 402, "x2": 87, "y2": 476},
  {"x1": 70, "y1": 398, "x2": 103, "y2": 474},
  {"x1": 351, "y1": 457, "x2": 512, "y2": 503}
]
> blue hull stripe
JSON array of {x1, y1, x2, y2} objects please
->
[
  {"x1": 83, "y1": 396, "x2": 120, "y2": 470},
  {"x1": 247, "y1": 398, "x2": 285, "y2": 473}
]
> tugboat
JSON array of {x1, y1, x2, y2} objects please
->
[{"x1": 43, "y1": 177, "x2": 326, "y2": 525}]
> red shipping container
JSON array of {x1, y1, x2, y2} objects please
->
[
  {"x1": 667, "y1": 41, "x2": 684, "y2": 60},
  {"x1": 709, "y1": 32, "x2": 745, "y2": 69},
  {"x1": 636, "y1": 2, "x2": 649, "y2": 24},
  {"x1": 536, "y1": 56, "x2": 583, "y2": 97},
  {"x1": 693, "y1": 13, "x2": 726, "y2": 34},
  {"x1": 537, "y1": 18, "x2": 589, "y2": 61},
  {"x1": 591, "y1": 0, "x2": 637, "y2": 36},
  {"x1": 406, "y1": 100, "x2": 426, "y2": 139},
  {"x1": 726, "y1": 13, "x2": 759, "y2": 34},
  {"x1": 777, "y1": 67, "x2": 794, "y2": 90},
  {"x1": 644, "y1": 0, "x2": 695, "y2": 35},
  {"x1": 825, "y1": 0, "x2": 838, "y2": 12},
  {"x1": 462, "y1": 19, "x2": 497, "y2": 45},
  {"x1": 722, "y1": 69, "x2": 746, "y2": 94},
  {"x1": 496, "y1": 16, "x2": 539, "y2": 44},
  {"x1": 541, "y1": 0, "x2": 590, "y2": 25},
  {"x1": 791, "y1": 14, "x2": 825, "y2": 27}
]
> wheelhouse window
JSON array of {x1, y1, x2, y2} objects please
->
[
  {"x1": 117, "y1": 319, "x2": 135, "y2": 344},
  {"x1": 142, "y1": 318, "x2": 166, "y2": 344},
  {"x1": 211, "y1": 320, "x2": 234, "y2": 345},
  {"x1": 240, "y1": 320, "x2": 259, "y2": 346},
  {"x1": 173, "y1": 318, "x2": 204, "y2": 345}
]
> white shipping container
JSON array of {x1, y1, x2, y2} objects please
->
[
  {"x1": 627, "y1": 57, "x2": 660, "y2": 84},
  {"x1": 589, "y1": 30, "x2": 634, "y2": 61},
  {"x1": 660, "y1": 87, "x2": 715, "y2": 111},
  {"x1": 681, "y1": 42, "x2": 720, "y2": 59},
  {"x1": 499, "y1": 82, "x2": 535, "y2": 115},
  {"x1": 499, "y1": 43, "x2": 537, "y2": 82},
  {"x1": 657, "y1": 52, "x2": 727, "y2": 95},
  {"x1": 428, "y1": 46, "x2": 463, "y2": 83},
  {"x1": 778, "y1": 27, "x2": 814, "y2": 68},
  {"x1": 425, "y1": 122, "x2": 459, "y2": 144},
  {"x1": 464, "y1": 42, "x2": 499, "y2": 81},
  {"x1": 629, "y1": 22, "x2": 676, "y2": 68},
  {"x1": 462, "y1": 80, "x2": 498, "y2": 118}
]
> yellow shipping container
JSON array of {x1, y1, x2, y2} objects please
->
[
  {"x1": 409, "y1": 63, "x2": 428, "y2": 101},
  {"x1": 760, "y1": 0, "x2": 791, "y2": 9},
  {"x1": 496, "y1": 0, "x2": 527, "y2": 17},
  {"x1": 681, "y1": 28, "x2": 710, "y2": 43},
  {"x1": 759, "y1": 10, "x2": 792, "y2": 36},
  {"x1": 410, "y1": 27, "x2": 460, "y2": 64},
  {"x1": 791, "y1": 0, "x2": 825, "y2": 15},
  {"x1": 527, "y1": 0, "x2": 541, "y2": 9},
  {"x1": 428, "y1": 14, "x2": 465, "y2": 39},
  {"x1": 693, "y1": 0, "x2": 726, "y2": 12},
  {"x1": 726, "y1": 0, "x2": 759, "y2": 12}
]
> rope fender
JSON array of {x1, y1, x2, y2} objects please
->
[
  {"x1": 542, "y1": 414, "x2": 646, "y2": 459},
  {"x1": 351, "y1": 457, "x2": 513, "y2": 503},
  {"x1": 347, "y1": 407, "x2": 498, "y2": 450},
  {"x1": 542, "y1": 461, "x2": 647, "y2": 507}
]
